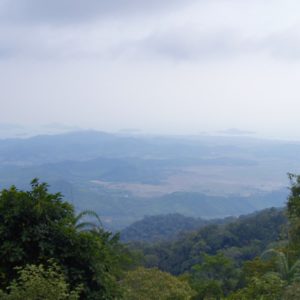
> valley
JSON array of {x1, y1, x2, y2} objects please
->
[{"x1": 0, "y1": 131, "x2": 296, "y2": 229}]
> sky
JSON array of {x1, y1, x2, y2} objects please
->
[{"x1": 1, "y1": 0, "x2": 300, "y2": 138}]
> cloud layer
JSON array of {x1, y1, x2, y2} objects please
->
[
  {"x1": 1, "y1": 0, "x2": 300, "y2": 138},
  {"x1": 0, "y1": 0, "x2": 193, "y2": 24}
]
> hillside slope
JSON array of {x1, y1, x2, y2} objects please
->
[{"x1": 129, "y1": 208, "x2": 287, "y2": 275}]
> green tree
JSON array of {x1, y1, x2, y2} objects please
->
[
  {"x1": 228, "y1": 174, "x2": 300, "y2": 299},
  {"x1": 0, "y1": 179, "x2": 127, "y2": 299},
  {"x1": 121, "y1": 267, "x2": 195, "y2": 300},
  {"x1": 283, "y1": 282, "x2": 300, "y2": 299},
  {"x1": 261, "y1": 248, "x2": 300, "y2": 282},
  {"x1": 190, "y1": 253, "x2": 239, "y2": 299},
  {"x1": 227, "y1": 272, "x2": 285, "y2": 300},
  {"x1": 287, "y1": 173, "x2": 300, "y2": 255},
  {"x1": 242, "y1": 257, "x2": 276, "y2": 279},
  {"x1": 0, "y1": 261, "x2": 82, "y2": 300}
]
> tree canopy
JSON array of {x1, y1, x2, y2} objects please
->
[
  {"x1": 1, "y1": 174, "x2": 300, "y2": 299},
  {"x1": 0, "y1": 179, "x2": 128, "y2": 299},
  {"x1": 0, "y1": 261, "x2": 82, "y2": 300},
  {"x1": 121, "y1": 267, "x2": 195, "y2": 300}
]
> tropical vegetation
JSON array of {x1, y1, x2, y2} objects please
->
[{"x1": 1, "y1": 174, "x2": 300, "y2": 299}]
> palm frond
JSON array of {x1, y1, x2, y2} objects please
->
[
  {"x1": 74, "y1": 209, "x2": 103, "y2": 231},
  {"x1": 289, "y1": 259, "x2": 300, "y2": 277},
  {"x1": 261, "y1": 249, "x2": 289, "y2": 280},
  {"x1": 75, "y1": 222, "x2": 97, "y2": 231}
]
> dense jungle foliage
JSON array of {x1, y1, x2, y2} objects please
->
[
  {"x1": 0, "y1": 175, "x2": 300, "y2": 299},
  {"x1": 120, "y1": 213, "x2": 235, "y2": 243},
  {"x1": 130, "y1": 208, "x2": 286, "y2": 274}
]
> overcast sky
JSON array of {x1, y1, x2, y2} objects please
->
[{"x1": 1, "y1": 0, "x2": 300, "y2": 138}]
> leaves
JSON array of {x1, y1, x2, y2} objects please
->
[
  {"x1": 121, "y1": 267, "x2": 195, "y2": 300},
  {"x1": 0, "y1": 261, "x2": 82, "y2": 300},
  {"x1": 0, "y1": 180, "x2": 128, "y2": 299}
]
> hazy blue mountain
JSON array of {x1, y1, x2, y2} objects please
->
[{"x1": 0, "y1": 130, "x2": 296, "y2": 228}]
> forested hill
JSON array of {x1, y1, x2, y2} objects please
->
[
  {"x1": 120, "y1": 213, "x2": 235, "y2": 242},
  {"x1": 130, "y1": 208, "x2": 287, "y2": 275},
  {"x1": 0, "y1": 130, "x2": 297, "y2": 228}
]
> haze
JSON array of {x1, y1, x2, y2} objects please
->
[{"x1": 1, "y1": 0, "x2": 300, "y2": 138}]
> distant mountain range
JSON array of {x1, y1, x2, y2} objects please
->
[
  {"x1": 0, "y1": 130, "x2": 297, "y2": 228},
  {"x1": 0, "y1": 123, "x2": 80, "y2": 139}
]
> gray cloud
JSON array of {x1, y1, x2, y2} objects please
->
[
  {"x1": 117, "y1": 27, "x2": 300, "y2": 62},
  {"x1": 217, "y1": 128, "x2": 255, "y2": 136},
  {"x1": 259, "y1": 31, "x2": 300, "y2": 61},
  {"x1": 3, "y1": 24, "x2": 300, "y2": 63},
  {"x1": 0, "y1": 44, "x2": 15, "y2": 58},
  {"x1": 0, "y1": 0, "x2": 194, "y2": 24},
  {"x1": 1, "y1": 0, "x2": 300, "y2": 139},
  {"x1": 130, "y1": 30, "x2": 245, "y2": 61},
  {"x1": 1, "y1": 0, "x2": 300, "y2": 64}
]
